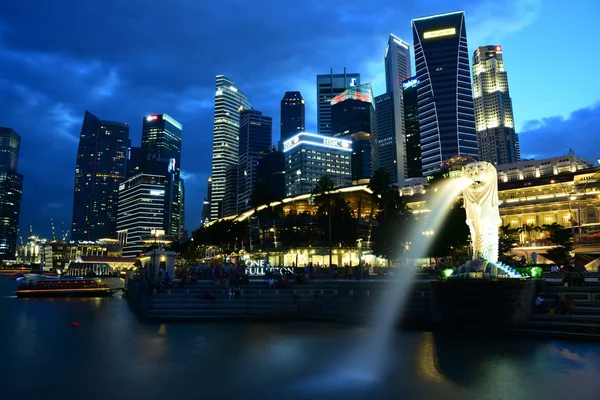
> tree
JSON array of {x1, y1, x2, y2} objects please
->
[
  {"x1": 371, "y1": 190, "x2": 414, "y2": 266},
  {"x1": 428, "y1": 199, "x2": 470, "y2": 267},
  {"x1": 313, "y1": 175, "x2": 340, "y2": 266},
  {"x1": 543, "y1": 222, "x2": 574, "y2": 266},
  {"x1": 498, "y1": 224, "x2": 519, "y2": 263}
]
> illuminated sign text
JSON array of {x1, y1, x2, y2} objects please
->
[
  {"x1": 423, "y1": 28, "x2": 456, "y2": 39},
  {"x1": 402, "y1": 78, "x2": 419, "y2": 90}
]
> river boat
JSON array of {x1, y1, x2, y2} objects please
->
[{"x1": 15, "y1": 275, "x2": 119, "y2": 298}]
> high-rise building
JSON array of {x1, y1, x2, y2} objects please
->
[
  {"x1": 117, "y1": 173, "x2": 170, "y2": 258},
  {"x1": 383, "y1": 34, "x2": 412, "y2": 182},
  {"x1": 222, "y1": 165, "x2": 238, "y2": 217},
  {"x1": 283, "y1": 132, "x2": 352, "y2": 196},
  {"x1": 210, "y1": 75, "x2": 252, "y2": 220},
  {"x1": 126, "y1": 146, "x2": 143, "y2": 179},
  {"x1": 257, "y1": 150, "x2": 285, "y2": 202},
  {"x1": 200, "y1": 177, "x2": 212, "y2": 226},
  {"x1": 316, "y1": 68, "x2": 360, "y2": 136},
  {"x1": 385, "y1": 34, "x2": 412, "y2": 93},
  {"x1": 71, "y1": 111, "x2": 129, "y2": 241},
  {"x1": 374, "y1": 92, "x2": 397, "y2": 180},
  {"x1": 237, "y1": 109, "x2": 273, "y2": 214},
  {"x1": 331, "y1": 84, "x2": 376, "y2": 181},
  {"x1": 412, "y1": 11, "x2": 478, "y2": 175},
  {"x1": 280, "y1": 91, "x2": 305, "y2": 142},
  {"x1": 402, "y1": 77, "x2": 422, "y2": 178},
  {"x1": 141, "y1": 114, "x2": 184, "y2": 238},
  {"x1": 0, "y1": 127, "x2": 23, "y2": 261},
  {"x1": 472, "y1": 45, "x2": 520, "y2": 165},
  {"x1": 0, "y1": 127, "x2": 20, "y2": 171}
]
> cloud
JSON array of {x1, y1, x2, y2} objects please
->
[
  {"x1": 519, "y1": 103, "x2": 600, "y2": 163},
  {"x1": 0, "y1": 0, "x2": 587, "y2": 238},
  {"x1": 468, "y1": 0, "x2": 542, "y2": 44}
]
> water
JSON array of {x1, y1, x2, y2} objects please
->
[{"x1": 1, "y1": 275, "x2": 600, "y2": 399}]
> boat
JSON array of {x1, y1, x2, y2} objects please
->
[{"x1": 15, "y1": 275, "x2": 119, "y2": 298}]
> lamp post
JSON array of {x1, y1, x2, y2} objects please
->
[{"x1": 356, "y1": 238, "x2": 363, "y2": 267}]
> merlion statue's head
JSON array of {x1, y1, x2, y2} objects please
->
[{"x1": 461, "y1": 161, "x2": 498, "y2": 194}]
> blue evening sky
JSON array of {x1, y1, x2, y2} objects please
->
[{"x1": 0, "y1": 0, "x2": 597, "y2": 237}]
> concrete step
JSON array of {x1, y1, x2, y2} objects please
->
[
  {"x1": 513, "y1": 328, "x2": 600, "y2": 341},
  {"x1": 531, "y1": 313, "x2": 600, "y2": 323},
  {"x1": 522, "y1": 320, "x2": 600, "y2": 334}
]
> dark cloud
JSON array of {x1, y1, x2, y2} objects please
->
[
  {"x1": 0, "y1": 0, "x2": 575, "y2": 238},
  {"x1": 519, "y1": 103, "x2": 600, "y2": 163}
]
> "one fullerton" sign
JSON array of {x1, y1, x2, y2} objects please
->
[{"x1": 423, "y1": 27, "x2": 456, "y2": 39}]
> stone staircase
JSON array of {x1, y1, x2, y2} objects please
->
[
  {"x1": 131, "y1": 279, "x2": 432, "y2": 327},
  {"x1": 516, "y1": 281, "x2": 600, "y2": 341}
]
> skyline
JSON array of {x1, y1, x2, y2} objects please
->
[{"x1": 1, "y1": 0, "x2": 599, "y2": 238}]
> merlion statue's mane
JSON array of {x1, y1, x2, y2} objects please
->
[{"x1": 462, "y1": 164, "x2": 499, "y2": 221}]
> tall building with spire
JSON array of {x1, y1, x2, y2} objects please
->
[
  {"x1": 209, "y1": 75, "x2": 252, "y2": 220},
  {"x1": 280, "y1": 91, "x2": 305, "y2": 142},
  {"x1": 472, "y1": 45, "x2": 520, "y2": 165},
  {"x1": 412, "y1": 11, "x2": 478, "y2": 175},
  {"x1": 71, "y1": 111, "x2": 129, "y2": 241},
  {"x1": 0, "y1": 127, "x2": 23, "y2": 260}
]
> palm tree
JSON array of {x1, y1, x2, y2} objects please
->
[{"x1": 313, "y1": 175, "x2": 340, "y2": 267}]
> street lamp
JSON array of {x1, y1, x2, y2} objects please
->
[{"x1": 356, "y1": 238, "x2": 363, "y2": 267}]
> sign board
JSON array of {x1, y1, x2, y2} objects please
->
[
  {"x1": 283, "y1": 133, "x2": 352, "y2": 153},
  {"x1": 423, "y1": 28, "x2": 456, "y2": 39}
]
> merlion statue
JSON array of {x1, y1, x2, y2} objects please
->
[{"x1": 461, "y1": 162, "x2": 502, "y2": 263}]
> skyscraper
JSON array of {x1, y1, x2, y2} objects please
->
[
  {"x1": 200, "y1": 177, "x2": 212, "y2": 226},
  {"x1": 257, "y1": 150, "x2": 285, "y2": 202},
  {"x1": 402, "y1": 77, "x2": 422, "y2": 178},
  {"x1": 472, "y1": 45, "x2": 520, "y2": 165},
  {"x1": 374, "y1": 93, "x2": 396, "y2": 180},
  {"x1": 316, "y1": 68, "x2": 360, "y2": 136},
  {"x1": 117, "y1": 173, "x2": 170, "y2": 258},
  {"x1": 0, "y1": 127, "x2": 23, "y2": 261},
  {"x1": 237, "y1": 109, "x2": 273, "y2": 214},
  {"x1": 412, "y1": 11, "x2": 478, "y2": 176},
  {"x1": 331, "y1": 84, "x2": 376, "y2": 181},
  {"x1": 210, "y1": 75, "x2": 252, "y2": 220},
  {"x1": 222, "y1": 165, "x2": 238, "y2": 217},
  {"x1": 0, "y1": 127, "x2": 20, "y2": 171},
  {"x1": 126, "y1": 146, "x2": 144, "y2": 179},
  {"x1": 141, "y1": 113, "x2": 184, "y2": 238},
  {"x1": 280, "y1": 91, "x2": 305, "y2": 142},
  {"x1": 71, "y1": 111, "x2": 129, "y2": 241},
  {"x1": 375, "y1": 34, "x2": 412, "y2": 183}
]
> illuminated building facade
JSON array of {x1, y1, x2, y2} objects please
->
[
  {"x1": 0, "y1": 127, "x2": 23, "y2": 260},
  {"x1": 141, "y1": 113, "x2": 183, "y2": 238},
  {"x1": 204, "y1": 185, "x2": 381, "y2": 268},
  {"x1": 316, "y1": 68, "x2": 360, "y2": 136},
  {"x1": 116, "y1": 173, "x2": 170, "y2": 258},
  {"x1": 280, "y1": 91, "x2": 305, "y2": 142},
  {"x1": 0, "y1": 127, "x2": 20, "y2": 171},
  {"x1": 472, "y1": 45, "x2": 520, "y2": 165},
  {"x1": 374, "y1": 93, "x2": 396, "y2": 180},
  {"x1": 283, "y1": 132, "x2": 352, "y2": 196},
  {"x1": 382, "y1": 34, "x2": 412, "y2": 182},
  {"x1": 222, "y1": 164, "x2": 238, "y2": 217},
  {"x1": 412, "y1": 11, "x2": 478, "y2": 175},
  {"x1": 210, "y1": 75, "x2": 252, "y2": 220},
  {"x1": 71, "y1": 111, "x2": 129, "y2": 242},
  {"x1": 402, "y1": 77, "x2": 422, "y2": 178},
  {"x1": 238, "y1": 109, "x2": 273, "y2": 214},
  {"x1": 43, "y1": 240, "x2": 121, "y2": 271},
  {"x1": 331, "y1": 84, "x2": 375, "y2": 181}
]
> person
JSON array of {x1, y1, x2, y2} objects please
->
[
  {"x1": 562, "y1": 295, "x2": 574, "y2": 315},
  {"x1": 234, "y1": 286, "x2": 241, "y2": 299},
  {"x1": 535, "y1": 293, "x2": 549, "y2": 312}
]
